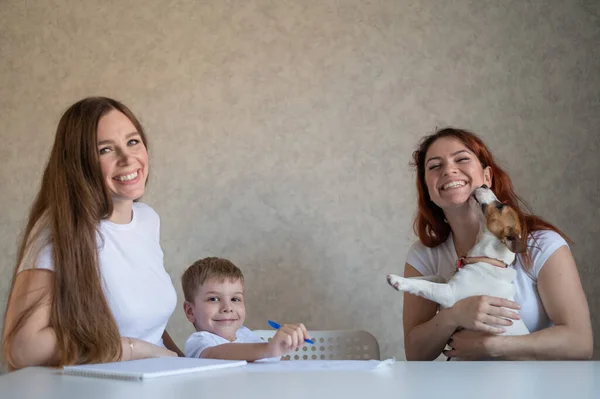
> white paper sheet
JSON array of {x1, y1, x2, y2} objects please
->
[
  {"x1": 243, "y1": 358, "x2": 395, "y2": 372},
  {"x1": 61, "y1": 357, "x2": 247, "y2": 380}
]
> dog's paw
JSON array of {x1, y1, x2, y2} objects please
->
[{"x1": 386, "y1": 274, "x2": 404, "y2": 291}]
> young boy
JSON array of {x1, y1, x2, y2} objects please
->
[{"x1": 181, "y1": 257, "x2": 311, "y2": 361}]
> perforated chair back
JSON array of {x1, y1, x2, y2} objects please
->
[{"x1": 252, "y1": 329, "x2": 380, "y2": 360}]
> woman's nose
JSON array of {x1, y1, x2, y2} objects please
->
[
  {"x1": 116, "y1": 148, "x2": 133, "y2": 165},
  {"x1": 441, "y1": 163, "x2": 457, "y2": 176}
]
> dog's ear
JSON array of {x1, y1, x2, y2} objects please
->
[{"x1": 503, "y1": 232, "x2": 527, "y2": 254}]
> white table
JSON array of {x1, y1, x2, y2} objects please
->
[{"x1": 1, "y1": 361, "x2": 598, "y2": 399}]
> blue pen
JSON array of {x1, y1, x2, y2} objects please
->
[{"x1": 267, "y1": 320, "x2": 314, "y2": 344}]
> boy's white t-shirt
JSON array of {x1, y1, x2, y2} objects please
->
[
  {"x1": 405, "y1": 230, "x2": 568, "y2": 333},
  {"x1": 19, "y1": 202, "x2": 177, "y2": 347},
  {"x1": 185, "y1": 326, "x2": 280, "y2": 361}
]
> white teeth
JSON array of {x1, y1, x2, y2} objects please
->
[
  {"x1": 115, "y1": 171, "x2": 138, "y2": 182},
  {"x1": 442, "y1": 181, "x2": 466, "y2": 190}
]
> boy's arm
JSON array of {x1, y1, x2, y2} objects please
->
[
  {"x1": 199, "y1": 324, "x2": 310, "y2": 361},
  {"x1": 200, "y1": 343, "x2": 274, "y2": 362}
]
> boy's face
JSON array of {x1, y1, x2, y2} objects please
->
[{"x1": 184, "y1": 278, "x2": 246, "y2": 341}]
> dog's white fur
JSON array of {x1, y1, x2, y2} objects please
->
[{"x1": 387, "y1": 186, "x2": 529, "y2": 336}]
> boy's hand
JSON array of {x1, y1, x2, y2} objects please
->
[{"x1": 266, "y1": 323, "x2": 311, "y2": 357}]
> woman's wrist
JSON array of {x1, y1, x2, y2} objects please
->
[
  {"x1": 121, "y1": 337, "x2": 135, "y2": 360},
  {"x1": 488, "y1": 335, "x2": 535, "y2": 360},
  {"x1": 485, "y1": 334, "x2": 507, "y2": 358},
  {"x1": 437, "y1": 307, "x2": 459, "y2": 330},
  {"x1": 127, "y1": 337, "x2": 134, "y2": 360}
]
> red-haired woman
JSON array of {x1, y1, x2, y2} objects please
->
[
  {"x1": 3, "y1": 97, "x2": 182, "y2": 370},
  {"x1": 402, "y1": 128, "x2": 592, "y2": 360}
]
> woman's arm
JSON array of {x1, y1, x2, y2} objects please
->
[
  {"x1": 162, "y1": 331, "x2": 184, "y2": 357},
  {"x1": 120, "y1": 337, "x2": 177, "y2": 360},
  {"x1": 509, "y1": 245, "x2": 593, "y2": 359},
  {"x1": 446, "y1": 247, "x2": 593, "y2": 360},
  {"x1": 403, "y1": 263, "x2": 522, "y2": 361},
  {"x1": 3, "y1": 269, "x2": 176, "y2": 368},
  {"x1": 402, "y1": 264, "x2": 456, "y2": 360},
  {"x1": 3, "y1": 269, "x2": 60, "y2": 369}
]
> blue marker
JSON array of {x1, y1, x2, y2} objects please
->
[{"x1": 267, "y1": 320, "x2": 314, "y2": 344}]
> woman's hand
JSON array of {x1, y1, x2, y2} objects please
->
[
  {"x1": 153, "y1": 347, "x2": 178, "y2": 358},
  {"x1": 162, "y1": 330, "x2": 184, "y2": 357},
  {"x1": 123, "y1": 337, "x2": 178, "y2": 361},
  {"x1": 448, "y1": 295, "x2": 521, "y2": 334},
  {"x1": 443, "y1": 329, "x2": 504, "y2": 360}
]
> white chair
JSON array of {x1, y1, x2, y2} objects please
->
[{"x1": 252, "y1": 329, "x2": 380, "y2": 361}]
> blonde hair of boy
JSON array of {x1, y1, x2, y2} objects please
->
[{"x1": 181, "y1": 257, "x2": 244, "y2": 302}]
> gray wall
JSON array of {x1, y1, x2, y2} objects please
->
[{"x1": 1, "y1": 0, "x2": 598, "y2": 363}]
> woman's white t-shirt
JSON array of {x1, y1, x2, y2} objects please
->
[
  {"x1": 405, "y1": 230, "x2": 568, "y2": 332},
  {"x1": 19, "y1": 202, "x2": 177, "y2": 347}
]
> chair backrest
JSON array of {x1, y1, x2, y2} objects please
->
[{"x1": 252, "y1": 330, "x2": 380, "y2": 361}]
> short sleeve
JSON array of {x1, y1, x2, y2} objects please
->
[
  {"x1": 235, "y1": 326, "x2": 264, "y2": 343},
  {"x1": 405, "y1": 240, "x2": 436, "y2": 276},
  {"x1": 529, "y1": 230, "x2": 569, "y2": 278},
  {"x1": 184, "y1": 332, "x2": 223, "y2": 358},
  {"x1": 17, "y1": 242, "x2": 55, "y2": 273}
]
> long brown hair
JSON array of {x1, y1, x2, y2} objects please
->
[
  {"x1": 2, "y1": 97, "x2": 149, "y2": 368},
  {"x1": 412, "y1": 127, "x2": 570, "y2": 265}
]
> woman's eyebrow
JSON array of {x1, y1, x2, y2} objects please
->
[
  {"x1": 426, "y1": 150, "x2": 469, "y2": 165},
  {"x1": 97, "y1": 131, "x2": 139, "y2": 146}
]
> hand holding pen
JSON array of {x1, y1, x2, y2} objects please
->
[{"x1": 265, "y1": 320, "x2": 314, "y2": 357}]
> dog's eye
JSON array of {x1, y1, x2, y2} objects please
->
[{"x1": 496, "y1": 203, "x2": 505, "y2": 211}]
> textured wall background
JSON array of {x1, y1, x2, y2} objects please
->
[{"x1": 1, "y1": 0, "x2": 598, "y2": 363}]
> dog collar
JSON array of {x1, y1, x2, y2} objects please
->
[{"x1": 456, "y1": 256, "x2": 508, "y2": 270}]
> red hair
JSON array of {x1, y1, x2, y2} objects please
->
[{"x1": 412, "y1": 127, "x2": 570, "y2": 265}]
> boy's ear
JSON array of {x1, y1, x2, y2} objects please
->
[{"x1": 183, "y1": 301, "x2": 196, "y2": 324}]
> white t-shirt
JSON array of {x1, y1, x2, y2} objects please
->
[
  {"x1": 19, "y1": 202, "x2": 177, "y2": 347},
  {"x1": 405, "y1": 230, "x2": 568, "y2": 332},
  {"x1": 185, "y1": 326, "x2": 279, "y2": 362}
]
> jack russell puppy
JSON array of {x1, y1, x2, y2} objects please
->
[{"x1": 387, "y1": 185, "x2": 530, "y2": 337}]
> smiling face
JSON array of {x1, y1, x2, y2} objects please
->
[
  {"x1": 97, "y1": 109, "x2": 148, "y2": 207},
  {"x1": 184, "y1": 278, "x2": 246, "y2": 341},
  {"x1": 424, "y1": 137, "x2": 492, "y2": 211}
]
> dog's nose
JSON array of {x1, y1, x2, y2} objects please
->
[{"x1": 480, "y1": 184, "x2": 489, "y2": 189}]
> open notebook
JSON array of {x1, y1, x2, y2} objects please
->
[{"x1": 62, "y1": 357, "x2": 247, "y2": 380}]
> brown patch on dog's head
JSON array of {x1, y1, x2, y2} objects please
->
[{"x1": 482, "y1": 201, "x2": 527, "y2": 254}]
